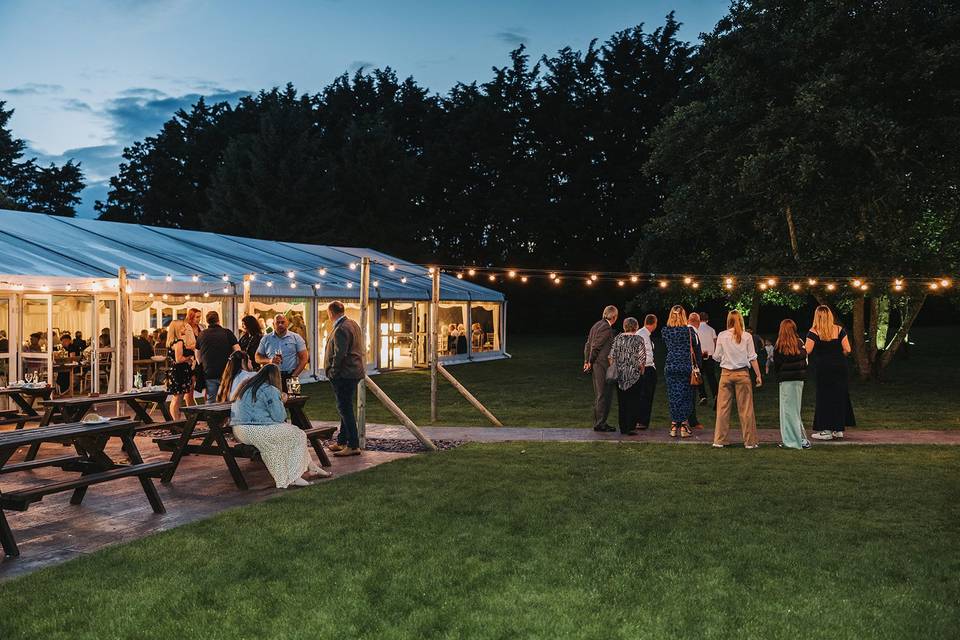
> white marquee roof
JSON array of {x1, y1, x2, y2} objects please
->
[{"x1": 0, "y1": 209, "x2": 504, "y2": 302}]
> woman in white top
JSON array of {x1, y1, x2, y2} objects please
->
[{"x1": 712, "y1": 310, "x2": 763, "y2": 448}]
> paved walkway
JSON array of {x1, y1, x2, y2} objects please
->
[{"x1": 323, "y1": 422, "x2": 960, "y2": 446}]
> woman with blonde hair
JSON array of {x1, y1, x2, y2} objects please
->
[
  {"x1": 805, "y1": 305, "x2": 855, "y2": 440},
  {"x1": 165, "y1": 320, "x2": 194, "y2": 420},
  {"x1": 660, "y1": 305, "x2": 700, "y2": 438},
  {"x1": 228, "y1": 363, "x2": 330, "y2": 487},
  {"x1": 712, "y1": 310, "x2": 762, "y2": 448},
  {"x1": 773, "y1": 319, "x2": 810, "y2": 449}
]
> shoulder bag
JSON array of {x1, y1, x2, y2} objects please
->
[{"x1": 688, "y1": 329, "x2": 702, "y2": 386}]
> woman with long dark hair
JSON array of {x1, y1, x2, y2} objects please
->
[
  {"x1": 228, "y1": 363, "x2": 329, "y2": 486},
  {"x1": 806, "y1": 306, "x2": 855, "y2": 440},
  {"x1": 773, "y1": 319, "x2": 809, "y2": 449},
  {"x1": 238, "y1": 314, "x2": 263, "y2": 370}
]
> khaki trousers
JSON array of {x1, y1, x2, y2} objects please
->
[{"x1": 714, "y1": 369, "x2": 758, "y2": 446}]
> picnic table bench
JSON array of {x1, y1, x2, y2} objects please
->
[
  {"x1": 156, "y1": 395, "x2": 334, "y2": 490},
  {"x1": 0, "y1": 419, "x2": 171, "y2": 557},
  {"x1": 0, "y1": 386, "x2": 52, "y2": 430},
  {"x1": 25, "y1": 389, "x2": 185, "y2": 461}
]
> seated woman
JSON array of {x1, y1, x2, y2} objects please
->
[{"x1": 219, "y1": 358, "x2": 329, "y2": 487}]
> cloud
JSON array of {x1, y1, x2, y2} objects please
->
[
  {"x1": 2, "y1": 83, "x2": 64, "y2": 95},
  {"x1": 27, "y1": 144, "x2": 125, "y2": 181},
  {"x1": 62, "y1": 98, "x2": 93, "y2": 112},
  {"x1": 349, "y1": 60, "x2": 375, "y2": 73},
  {"x1": 103, "y1": 88, "x2": 253, "y2": 141},
  {"x1": 75, "y1": 180, "x2": 110, "y2": 219},
  {"x1": 494, "y1": 29, "x2": 529, "y2": 46}
]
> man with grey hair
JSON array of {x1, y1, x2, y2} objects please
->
[{"x1": 584, "y1": 305, "x2": 618, "y2": 431}]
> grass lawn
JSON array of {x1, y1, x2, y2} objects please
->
[
  {"x1": 1, "y1": 444, "x2": 957, "y2": 639},
  {"x1": 303, "y1": 326, "x2": 958, "y2": 430}
]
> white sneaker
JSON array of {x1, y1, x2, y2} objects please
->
[
  {"x1": 288, "y1": 477, "x2": 312, "y2": 487},
  {"x1": 811, "y1": 431, "x2": 833, "y2": 441},
  {"x1": 745, "y1": 444, "x2": 759, "y2": 449},
  {"x1": 712, "y1": 443, "x2": 725, "y2": 448},
  {"x1": 831, "y1": 431, "x2": 844, "y2": 439}
]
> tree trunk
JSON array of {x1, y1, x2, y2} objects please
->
[
  {"x1": 748, "y1": 294, "x2": 761, "y2": 332},
  {"x1": 878, "y1": 295, "x2": 927, "y2": 374},
  {"x1": 851, "y1": 294, "x2": 871, "y2": 381},
  {"x1": 785, "y1": 204, "x2": 801, "y2": 263},
  {"x1": 875, "y1": 295, "x2": 891, "y2": 349},
  {"x1": 867, "y1": 296, "x2": 879, "y2": 363}
]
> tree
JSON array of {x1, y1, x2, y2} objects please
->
[
  {"x1": 0, "y1": 101, "x2": 84, "y2": 216},
  {"x1": 641, "y1": 0, "x2": 960, "y2": 378}
]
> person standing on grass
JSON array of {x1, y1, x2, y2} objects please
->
[
  {"x1": 636, "y1": 314, "x2": 658, "y2": 430},
  {"x1": 806, "y1": 305, "x2": 856, "y2": 441},
  {"x1": 196, "y1": 310, "x2": 239, "y2": 403},
  {"x1": 583, "y1": 305, "x2": 618, "y2": 432},
  {"x1": 661, "y1": 305, "x2": 700, "y2": 439},
  {"x1": 712, "y1": 310, "x2": 762, "y2": 448},
  {"x1": 686, "y1": 313, "x2": 705, "y2": 430},
  {"x1": 773, "y1": 319, "x2": 810, "y2": 449},
  {"x1": 324, "y1": 301, "x2": 365, "y2": 457},
  {"x1": 696, "y1": 311, "x2": 718, "y2": 406},
  {"x1": 608, "y1": 316, "x2": 646, "y2": 435}
]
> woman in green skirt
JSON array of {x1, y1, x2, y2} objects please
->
[{"x1": 773, "y1": 319, "x2": 810, "y2": 449}]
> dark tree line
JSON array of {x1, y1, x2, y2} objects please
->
[
  {"x1": 95, "y1": 14, "x2": 695, "y2": 269},
  {"x1": 0, "y1": 102, "x2": 85, "y2": 216}
]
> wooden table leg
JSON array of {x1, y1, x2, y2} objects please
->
[
  {"x1": 208, "y1": 416, "x2": 247, "y2": 491},
  {"x1": 0, "y1": 508, "x2": 17, "y2": 557},
  {"x1": 8, "y1": 392, "x2": 38, "y2": 417},
  {"x1": 125, "y1": 398, "x2": 155, "y2": 425},
  {"x1": 23, "y1": 406, "x2": 59, "y2": 461},
  {"x1": 162, "y1": 414, "x2": 198, "y2": 483},
  {"x1": 120, "y1": 432, "x2": 165, "y2": 514},
  {"x1": 68, "y1": 434, "x2": 111, "y2": 506}
]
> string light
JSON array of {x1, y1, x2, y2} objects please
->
[
  {"x1": 221, "y1": 275, "x2": 229, "y2": 282},
  {"x1": 372, "y1": 280, "x2": 380, "y2": 287},
  {"x1": 759, "y1": 282, "x2": 768, "y2": 291},
  {"x1": 426, "y1": 266, "x2": 433, "y2": 274},
  {"x1": 161, "y1": 294, "x2": 168, "y2": 300},
  {"x1": 40, "y1": 284, "x2": 50, "y2": 292},
  {"x1": 617, "y1": 280, "x2": 625, "y2": 287},
  {"x1": 941, "y1": 279, "x2": 952, "y2": 288},
  {"x1": 791, "y1": 283, "x2": 801, "y2": 291},
  {"x1": 488, "y1": 274, "x2": 496, "y2": 282},
  {"x1": 400, "y1": 277, "x2": 408, "y2": 284},
  {"x1": 683, "y1": 276, "x2": 692, "y2": 285},
  {"x1": 468, "y1": 268, "x2": 476, "y2": 276},
  {"x1": 590, "y1": 274, "x2": 598, "y2": 281},
  {"x1": 192, "y1": 274, "x2": 200, "y2": 282},
  {"x1": 808, "y1": 278, "x2": 817, "y2": 286},
  {"x1": 185, "y1": 294, "x2": 191, "y2": 300},
  {"x1": 852, "y1": 279, "x2": 862, "y2": 288},
  {"x1": 139, "y1": 274, "x2": 147, "y2": 281},
  {"x1": 456, "y1": 273, "x2": 464, "y2": 279},
  {"x1": 350, "y1": 263, "x2": 358, "y2": 270},
  {"x1": 549, "y1": 273, "x2": 557, "y2": 280},
  {"x1": 724, "y1": 277, "x2": 734, "y2": 286},
  {"x1": 289, "y1": 282, "x2": 297, "y2": 288},
  {"x1": 65, "y1": 283, "x2": 73, "y2": 292},
  {"x1": 124, "y1": 285, "x2": 132, "y2": 293},
  {"x1": 508, "y1": 270, "x2": 517, "y2": 279},
  {"x1": 586, "y1": 279, "x2": 593, "y2": 286},
  {"x1": 692, "y1": 282, "x2": 700, "y2": 289},
  {"x1": 521, "y1": 276, "x2": 528, "y2": 283},
  {"x1": 165, "y1": 275, "x2": 173, "y2": 282},
  {"x1": 287, "y1": 271, "x2": 296, "y2": 279},
  {"x1": 826, "y1": 283, "x2": 836, "y2": 291},
  {"x1": 388, "y1": 264, "x2": 396, "y2": 271},
  {"x1": 766, "y1": 278, "x2": 776, "y2": 287},
  {"x1": 266, "y1": 281, "x2": 273, "y2": 288},
  {"x1": 203, "y1": 292, "x2": 210, "y2": 298},
  {"x1": 314, "y1": 283, "x2": 322, "y2": 290},
  {"x1": 554, "y1": 277, "x2": 562, "y2": 285},
  {"x1": 346, "y1": 282, "x2": 354, "y2": 289},
  {"x1": 248, "y1": 274, "x2": 257, "y2": 281},
  {"x1": 147, "y1": 292, "x2": 153, "y2": 298},
  {"x1": 929, "y1": 282, "x2": 939, "y2": 290},
  {"x1": 725, "y1": 282, "x2": 734, "y2": 290},
  {"x1": 659, "y1": 280, "x2": 668, "y2": 288},
  {"x1": 630, "y1": 275, "x2": 638, "y2": 283},
  {"x1": 860, "y1": 283, "x2": 869, "y2": 291}
]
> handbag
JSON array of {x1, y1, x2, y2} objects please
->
[{"x1": 688, "y1": 329, "x2": 702, "y2": 386}]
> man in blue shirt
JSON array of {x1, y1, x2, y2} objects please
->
[{"x1": 256, "y1": 314, "x2": 309, "y2": 392}]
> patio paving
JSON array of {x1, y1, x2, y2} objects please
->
[{"x1": 0, "y1": 439, "x2": 411, "y2": 581}]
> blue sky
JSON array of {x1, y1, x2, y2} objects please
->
[{"x1": 0, "y1": 0, "x2": 729, "y2": 217}]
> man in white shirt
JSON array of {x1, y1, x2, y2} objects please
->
[
  {"x1": 636, "y1": 314, "x2": 658, "y2": 429},
  {"x1": 695, "y1": 311, "x2": 719, "y2": 406}
]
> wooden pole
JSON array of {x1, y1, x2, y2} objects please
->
[
  {"x1": 430, "y1": 267, "x2": 440, "y2": 422},
  {"x1": 358, "y1": 257, "x2": 370, "y2": 448},
  {"x1": 242, "y1": 274, "x2": 252, "y2": 316},
  {"x1": 117, "y1": 267, "x2": 130, "y2": 392},
  {"x1": 437, "y1": 363, "x2": 503, "y2": 427},
  {"x1": 364, "y1": 375, "x2": 437, "y2": 451}
]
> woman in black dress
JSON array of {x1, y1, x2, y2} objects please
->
[
  {"x1": 805, "y1": 305, "x2": 855, "y2": 440},
  {"x1": 165, "y1": 320, "x2": 195, "y2": 420},
  {"x1": 238, "y1": 315, "x2": 263, "y2": 370}
]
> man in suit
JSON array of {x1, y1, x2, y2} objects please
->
[
  {"x1": 324, "y1": 301, "x2": 365, "y2": 457},
  {"x1": 583, "y1": 305, "x2": 618, "y2": 432}
]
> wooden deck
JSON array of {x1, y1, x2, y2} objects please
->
[{"x1": 0, "y1": 437, "x2": 412, "y2": 580}]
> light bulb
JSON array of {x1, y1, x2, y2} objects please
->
[
  {"x1": 400, "y1": 277, "x2": 408, "y2": 284},
  {"x1": 139, "y1": 274, "x2": 147, "y2": 281},
  {"x1": 521, "y1": 276, "x2": 528, "y2": 283},
  {"x1": 468, "y1": 269, "x2": 476, "y2": 276},
  {"x1": 659, "y1": 280, "x2": 668, "y2": 288},
  {"x1": 457, "y1": 273, "x2": 464, "y2": 279},
  {"x1": 165, "y1": 275, "x2": 173, "y2": 282},
  {"x1": 192, "y1": 274, "x2": 200, "y2": 282},
  {"x1": 767, "y1": 278, "x2": 776, "y2": 287},
  {"x1": 683, "y1": 277, "x2": 692, "y2": 285},
  {"x1": 617, "y1": 280, "x2": 625, "y2": 287},
  {"x1": 318, "y1": 268, "x2": 327, "y2": 276},
  {"x1": 349, "y1": 262, "x2": 358, "y2": 270},
  {"x1": 508, "y1": 270, "x2": 517, "y2": 278},
  {"x1": 287, "y1": 271, "x2": 295, "y2": 279},
  {"x1": 372, "y1": 280, "x2": 379, "y2": 287},
  {"x1": 388, "y1": 264, "x2": 396, "y2": 271},
  {"x1": 630, "y1": 275, "x2": 638, "y2": 283},
  {"x1": 221, "y1": 275, "x2": 229, "y2": 282},
  {"x1": 266, "y1": 281, "x2": 273, "y2": 288}
]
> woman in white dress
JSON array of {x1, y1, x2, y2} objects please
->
[{"x1": 219, "y1": 356, "x2": 329, "y2": 487}]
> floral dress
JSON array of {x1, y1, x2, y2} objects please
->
[{"x1": 166, "y1": 339, "x2": 193, "y2": 394}]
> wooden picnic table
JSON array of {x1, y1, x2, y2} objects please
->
[
  {"x1": 25, "y1": 389, "x2": 183, "y2": 461},
  {"x1": 0, "y1": 386, "x2": 52, "y2": 430},
  {"x1": 0, "y1": 418, "x2": 172, "y2": 557},
  {"x1": 158, "y1": 395, "x2": 333, "y2": 490}
]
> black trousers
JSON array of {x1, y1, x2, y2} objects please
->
[
  {"x1": 700, "y1": 358, "x2": 719, "y2": 401},
  {"x1": 617, "y1": 382, "x2": 644, "y2": 433},
  {"x1": 637, "y1": 368, "x2": 657, "y2": 428},
  {"x1": 331, "y1": 377, "x2": 360, "y2": 448}
]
